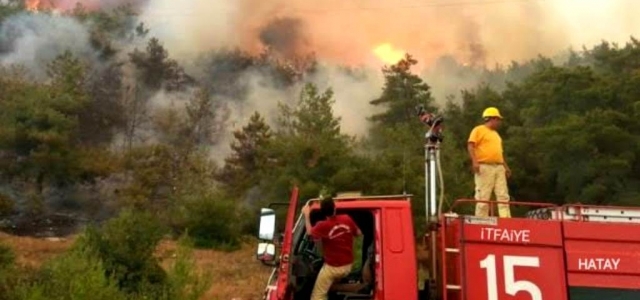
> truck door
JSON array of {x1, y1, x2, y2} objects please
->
[{"x1": 275, "y1": 186, "x2": 300, "y2": 300}]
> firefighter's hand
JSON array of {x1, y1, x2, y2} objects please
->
[
  {"x1": 505, "y1": 165, "x2": 512, "y2": 178},
  {"x1": 301, "y1": 203, "x2": 310, "y2": 216}
]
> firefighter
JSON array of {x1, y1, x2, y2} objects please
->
[
  {"x1": 467, "y1": 107, "x2": 512, "y2": 218},
  {"x1": 302, "y1": 197, "x2": 361, "y2": 300}
]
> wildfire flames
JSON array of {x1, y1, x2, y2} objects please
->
[
  {"x1": 24, "y1": 0, "x2": 103, "y2": 12},
  {"x1": 25, "y1": 0, "x2": 40, "y2": 11}
]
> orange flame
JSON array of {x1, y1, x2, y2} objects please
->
[
  {"x1": 25, "y1": 0, "x2": 40, "y2": 11},
  {"x1": 373, "y1": 43, "x2": 405, "y2": 65}
]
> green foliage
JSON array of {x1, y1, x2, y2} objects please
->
[
  {"x1": 13, "y1": 249, "x2": 126, "y2": 300},
  {"x1": 77, "y1": 209, "x2": 167, "y2": 293},
  {"x1": 2, "y1": 220, "x2": 211, "y2": 300},
  {"x1": 171, "y1": 178, "x2": 241, "y2": 249},
  {"x1": 162, "y1": 235, "x2": 213, "y2": 300},
  {"x1": 119, "y1": 145, "x2": 175, "y2": 209},
  {"x1": 0, "y1": 193, "x2": 14, "y2": 216},
  {"x1": 442, "y1": 41, "x2": 640, "y2": 207},
  {"x1": 219, "y1": 111, "x2": 273, "y2": 196},
  {"x1": 0, "y1": 250, "x2": 15, "y2": 300},
  {"x1": 71, "y1": 3, "x2": 147, "y2": 59},
  {"x1": 370, "y1": 54, "x2": 436, "y2": 126},
  {"x1": 0, "y1": 243, "x2": 14, "y2": 270},
  {"x1": 261, "y1": 83, "x2": 358, "y2": 200},
  {"x1": 0, "y1": 1, "x2": 23, "y2": 23},
  {"x1": 129, "y1": 38, "x2": 192, "y2": 91}
]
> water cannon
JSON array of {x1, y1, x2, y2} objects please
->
[
  {"x1": 415, "y1": 105, "x2": 444, "y2": 144},
  {"x1": 416, "y1": 104, "x2": 446, "y2": 288}
]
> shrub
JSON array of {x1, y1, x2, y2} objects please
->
[
  {"x1": 0, "y1": 193, "x2": 13, "y2": 216},
  {"x1": 76, "y1": 209, "x2": 167, "y2": 293},
  {"x1": 172, "y1": 184, "x2": 241, "y2": 250},
  {"x1": 11, "y1": 249, "x2": 126, "y2": 300},
  {"x1": 165, "y1": 236, "x2": 212, "y2": 300},
  {"x1": 0, "y1": 243, "x2": 14, "y2": 270},
  {"x1": 0, "y1": 243, "x2": 17, "y2": 300}
]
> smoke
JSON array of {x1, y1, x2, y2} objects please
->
[
  {"x1": 208, "y1": 63, "x2": 384, "y2": 161},
  {"x1": 259, "y1": 17, "x2": 310, "y2": 59},
  {"x1": 138, "y1": 0, "x2": 640, "y2": 67},
  {"x1": 0, "y1": 12, "x2": 95, "y2": 78},
  {"x1": 24, "y1": 0, "x2": 149, "y2": 11}
]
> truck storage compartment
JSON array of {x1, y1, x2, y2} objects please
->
[
  {"x1": 443, "y1": 215, "x2": 568, "y2": 300},
  {"x1": 563, "y1": 221, "x2": 640, "y2": 290}
]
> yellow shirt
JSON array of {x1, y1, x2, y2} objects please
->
[{"x1": 468, "y1": 125, "x2": 504, "y2": 164}]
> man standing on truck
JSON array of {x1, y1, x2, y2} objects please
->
[
  {"x1": 467, "y1": 107, "x2": 512, "y2": 218},
  {"x1": 302, "y1": 197, "x2": 361, "y2": 300}
]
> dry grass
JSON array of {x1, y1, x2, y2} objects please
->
[
  {"x1": 0, "y1": 233, "x2": 272, "y2": 300},
  {"x1": 0, "y1": 232, "x2": 75, "y2": 268},
  {"x1": 157, "y1": 238, "x2": 272, "y2": 300}
]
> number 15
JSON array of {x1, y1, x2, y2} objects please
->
[{"x1": 480, "y1": 254, "x2": 542, "y2": 300}]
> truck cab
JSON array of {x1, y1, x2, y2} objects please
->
[{"x1": 256, "y1": 188, "x2": 423, "y2": 300}]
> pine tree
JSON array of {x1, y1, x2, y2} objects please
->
[
  {"x1": 219, "y1": 112, "x2": 273, "y2": 195},
  {"x1": 370, "y1": 54, "x2": 435, "y2": 126}
]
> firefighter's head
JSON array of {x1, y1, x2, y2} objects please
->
[
  {"x1": 482, "y1": 107, "x2": 503, "y2": 129},
  {"x1": 320, "y1": 197, "x2": 336, "y2": 217}
]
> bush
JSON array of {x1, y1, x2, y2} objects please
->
[
  {"x1": 0, "y1": 193, "x2": 14, "y2": 216},
  {"x1": 0, "y1": 243, "x2": 14, "y2": 270},
  {"x1": 6, "y1": 211, "x2": 213, "y2": 300},
  {"x1": 77, "y1": 209, "x2": 167, "y2": 293},
  {"x1": 0, "y1": 243, "x2": 17, "y2": 300},
  {"x1": 172, "y1": 184, "x2": 241, "y2": 250},
  {"x1": 143, "y1": 235, "x2": 213, "y2": 300},
  {"x1": 180, "y1": 193, "x2": 241, "y2": 249},
  {"x1": 12, "y1": 249, "x2": 126, "y2": 300}
]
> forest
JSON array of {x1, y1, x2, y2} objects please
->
[{"x1": 0, "y1": 1, "x2": 639, "y2": 299}]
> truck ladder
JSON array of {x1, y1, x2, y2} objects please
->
[
  {"x1": 440, "y1": 213, "x2": 463, "y2": 300},
  {"x1": 527, "y1": 205, "x2": 640, "y2": 223}
]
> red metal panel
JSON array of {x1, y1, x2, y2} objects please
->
[
  {"x1": 564, "y1": 221, "x2": 640, "y2": 289},
  {"x1": 563, "y1": 221, "x2": 640, "y2": 242},
  {"x1": 460, "y1": 217, "x2": 568, "y2": 300},
  {"x1": 381, "y1": 206, "x2": 418, "y2": 300}
]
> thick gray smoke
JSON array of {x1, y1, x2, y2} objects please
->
[
  {"x1": 259, "y1": 17, "x2": 310, "y2": 58},
  {"x1": 204, "y1": 63, "x2": 384, "y2": 161},
  {"x1": 0, "y1": 12, "x2": 95, "y2": 78}
]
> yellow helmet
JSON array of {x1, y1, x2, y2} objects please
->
[{"x1": 482, "y1": 107, "x2": 503, "y2": 119}]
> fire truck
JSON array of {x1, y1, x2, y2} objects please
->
[{"x1": 254, "y1": 109, "x2": 640, "y2": 300}]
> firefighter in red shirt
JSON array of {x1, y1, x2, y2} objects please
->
[{"x1": 302, "y1": 197, "x2": 362, "y2": 300}]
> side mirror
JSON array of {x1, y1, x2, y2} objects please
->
[
  {"x1": 256, "y1": 242, "x2": 276, "y2": 263},
  {"x1": 258, "y1": 208, "x2": 276, "y2": 241}
]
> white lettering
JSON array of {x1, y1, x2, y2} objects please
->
[
  {"x1": 481, "y1": 254, "x2": 542, "y2": 300},
  {"x1": 577, "y1": 258, "x2": 621, "y2": 271},
  {"x1": 481, "y1": 228, "x2": 531, "y2": 243}
]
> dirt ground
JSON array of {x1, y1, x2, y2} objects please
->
[{"x1": 0, "y1": 232, "x2": 272, "y2": 300}]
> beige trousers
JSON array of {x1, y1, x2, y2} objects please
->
[
  {"x1": 310, "y1": 263, "x2": 352, "y2": 300},
  {"x1": 474, "y1": 164, "x2": 511, "y2": 218}
]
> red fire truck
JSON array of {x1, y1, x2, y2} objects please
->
[
  {"x1": 256, "y1": 188, "x2": 640, "y2": 300},
  {"x1": 254, "y1": 110, "x2": 640, "y2": 299}
]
